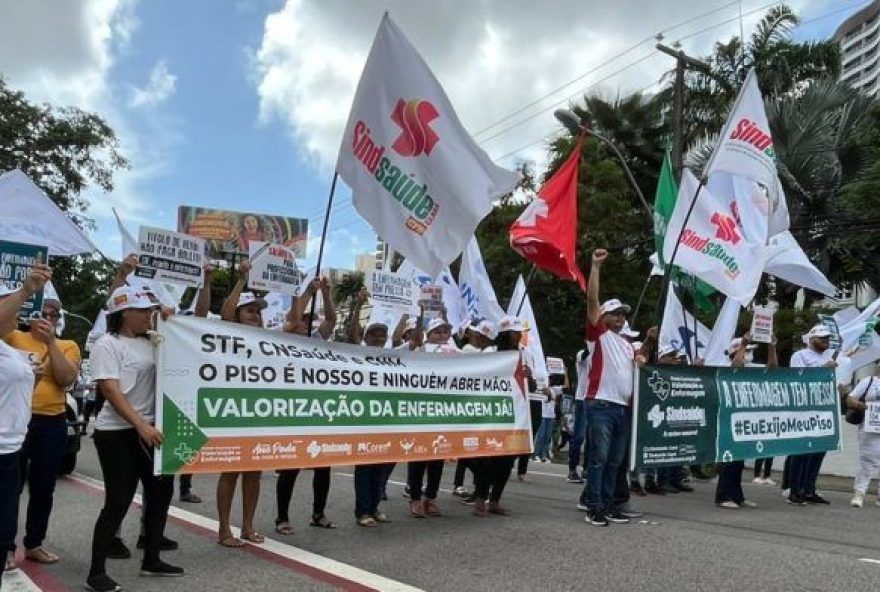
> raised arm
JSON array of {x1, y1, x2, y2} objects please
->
[
  {"x1": 392, "y1": 313, "x2": 409, "y2": 347},
  {"x1": 348, "y1": 286, "x2": 368, "y2": 344},
  {"x1": 587, "y1": 249, "x2": 607, "y2": 327},
  {"x1": 194, "y1": 263, "x2": 215, "y2": 318},
  {"x1": 0, "y1": 264, "x2": 52, "y2": 335},
  {"x1": 318, "y1": 277, "x2": 336, "y2": 339},
  {"x1": 767, "y1": 334, "x2": 779, "y2": 369},
  {"x1": 109, "y1": 253, "x2": 138, "y2": 293},
  {"x1": 286, "y1": 278, "x2": 319, "y2": 332},
  {"x1": 731, "y1": 333, "x2": 750, "y2": 368},
  {"x1": 221, "y1": 259, "x2": 250, "y2": 322}
]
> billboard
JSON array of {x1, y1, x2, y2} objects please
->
[{"x1": 177, "y1": 206, "x2": 308, "y2": 259}]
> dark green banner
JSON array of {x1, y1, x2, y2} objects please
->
[{"x1": 632, "y1": 365, "x2": 840, "y2": 469}]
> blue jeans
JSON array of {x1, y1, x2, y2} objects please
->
[
  {"x1": 534, "y1": 417, "x2": 554, "y2": 459},
  {"x1": 354, "y1": 464, "x2": 388, "y2": 517},
  {"x1": 568, "y1": 400, "x2": 588, "y2": 472},
  {"x1": 19, "y1": 413, "x2": 67, "y2": 550},
  {"x1": 584, "y1": 400, "x2": 629, "y2": 512}
]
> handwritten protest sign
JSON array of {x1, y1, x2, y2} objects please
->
[{"x1": 248, "y1": 242, "x2": 302, "y2": 295}]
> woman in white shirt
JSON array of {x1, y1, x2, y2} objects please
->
[
  {"x1": 86, "y1": 286, "x2": 184, "y2": 592},
  {"x1": 0, "y1": 266, "x2": 48, "y2": 578},
  {"x1": 848, "y1": 371, "x2": 880, "y2": 508}
]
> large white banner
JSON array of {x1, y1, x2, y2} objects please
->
[{"x1": 154, "y1": 316, "x2": 531, "y2": 475}]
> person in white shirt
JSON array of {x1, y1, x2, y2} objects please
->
[
  {"x1": 847, "y1": 370, "x2": 880, "y2": 508},
  {"x1": 86, "y1": 286, "x2": 184, "y2": 591},
  {"x1": 0, "y1": 266, "x2": 48, "y2": 579},
  {"x1": 567, "y1": 345, "x2": 592, "y2": 484},
  {"x1": 786, "y1": 324, "x2": 836, "y2": 506}
]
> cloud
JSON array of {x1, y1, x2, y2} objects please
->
[
  {"x1": 129, "y1": 60, "x2": 177, "y2": 107},
  {"x1": 250, "y1": 0, "x2": 841, "y2": 174}
]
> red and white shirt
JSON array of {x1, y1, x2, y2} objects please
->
[{"x1": 585, "y1": 319, "x2": 634, "y2": 406}]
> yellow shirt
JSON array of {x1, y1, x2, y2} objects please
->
[{"x1": 4, "y1": 330, "x2": 81, "y2": 416}]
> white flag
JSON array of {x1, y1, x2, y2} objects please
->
[
  {"x1": 112, "y1": 208, "x2": 183, "y2": 309},
  {"x1": 764, "y1": 231, "x2": 835, "y2": 297},
  {"x1": 0, "y1": 170, "x2": 97, "y2": 256},
  {"x1": 659, "y1": 285, "x2": 712, "y2": 363},
  {"x1": 336, "y1": 14, "x2": 518, "y2": 278},
  {"x1": 702, "y1": 296, "x2": 743, "y2": 366},
  {"x1": 458, "y1": 237, "x2": 505, "y2": 325},
  {"x1": 507, "y1": 275, "x2": 548, "y2": 381},
  {"x1": 663, "y1": 169, "x2": 766, "y2": 306},
  {"x1": 704, "y1": 69, "x2": 789, "y2": 239},
  {"x1": 837, "y1": 297, "x2": 880, "y2": 371}
]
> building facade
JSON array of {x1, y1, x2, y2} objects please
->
[{"x1": 836, "y1": 0, "x2": 880, "y2": 94}]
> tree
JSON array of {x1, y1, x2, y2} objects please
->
[{"x1": 0, "y1": 77, "x2": 129, "y2": 348}]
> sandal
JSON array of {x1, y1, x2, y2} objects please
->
[
  {"x1": 356, "y1": 515, "x2": 378, "y2": 527},
  {"x1": 309, "y1": 515, "x2": 337, "y2": 529},
  {"x1": 240, "y1": 530, "x2": 265, "y2": 544},
  {"x1": 274, "y1": 521, "x2": 294, "y2": 535},
  {"x1": 5, "y1": 551, "x2": 16, "y2": 572},
  {"x1": 217, "y1": 535, "x2": 246, "y2": 548},
  {"x1": 25, "y1": 547, "x2": 59, "y2": 564}
]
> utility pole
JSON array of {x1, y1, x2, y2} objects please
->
[{"x1": 655, "y1": 41, "x2": 713, "y2": 180}]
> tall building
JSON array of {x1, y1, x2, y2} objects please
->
[
  {"x1": 354, "y1": 253, "x2": 377, "y2": 274},
  {"x1": 836, "y1": 1, "x2": 880, "y2": 94},
  {"x1": 374, "y1": 236, "x2": 387, "y2": 270}
]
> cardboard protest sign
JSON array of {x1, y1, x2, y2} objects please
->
[
  {"x1": 750, "y1": 305, "x2": 775, "y2": 344},
  {"x1": 370, "y1": 270, "x2": 413, "y2": 315},
  {"x1": 136, "y1": 226, "x2": 205, "y2": 289},
  {"x1": 248, "y1": 242, "x2": 303, "y2": 295}
]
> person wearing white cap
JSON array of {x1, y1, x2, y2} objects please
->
[
  {"x1": 582, "y1": 248, "x2": 639, "y2": 527},
  {"x1": 86, "y1": 286, "x2": 184, "y2": 590},
  {"x1": 215, "y1": 260, "x2": 268, "y2": 548},
  {"x1": 4, "y1": 267, "x2": 81, "y2": 568},
  {"x1": 0, "y1": 264, "x2": 50, "y2": 581},
  {"x1": 786, "y1": 323, "x2": 837, "y2": 507},
  {"x1": 846, "y1": 367, "x2": 880, "y2": 508}
]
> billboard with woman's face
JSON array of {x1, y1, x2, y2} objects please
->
[{"x1": 177, "y1": 206, "x2": 308, "y2": 259}]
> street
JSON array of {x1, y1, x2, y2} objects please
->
[{"x1": 5, "y1": 439, "x2": 880, "y2": 592}]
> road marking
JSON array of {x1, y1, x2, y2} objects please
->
[
  {"x1": 334, "y1": 472, "x2": 454, "y2": 495},
  {"x1": 859, "y1": 558, "x2": 880, "y2": 565},
  {"x1": 1, "y1": 569, "x2": 44, "y2": 592},
  {"x1": 65, "y1": 473, "x2": 424, "y2": 592}
]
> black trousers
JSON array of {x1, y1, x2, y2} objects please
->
[
  {"x1": 517, "y1": 400, "x2": 543, "y2": 475},
  {"x1": 715, "y1": 461, "x2": 745, "y2": 504},
  {"x1": 473, "y1": 455, "x2": 516, "y2": 502},
  {"x1": 453, "y1": 458, "x2": 473, "y2": 488},
  {"x1": 753, "y1": 458, "x2": 773, "y2": 479},
  {"x1": 90, "y1": 429, "x2": 173, "y2": 576},
  {"x1": 406, "y1": 461, "x2": 443, "y2": 501},
  {"x1": 276, "y1": 468, "x2": 330, "y2": 521}
]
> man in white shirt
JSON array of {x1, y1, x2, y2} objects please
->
[{"x1": 787, "y1": 324, "x2": 836, "y2": 506}]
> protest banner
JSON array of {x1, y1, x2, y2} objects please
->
[
  {"x1": 418, "y1": 284, "x2": 444, "y2": 318},
  {"x1": 0, "y1": 240, "x2": 49, "y2": 321},
  {"x1": 178, "y1": 206, "x2": 308, "y2": 259},
  {"x1": 370, "y1": 270, "x2": 414, "y2": 315},
  {"x1": 632, "y1": 365, "x2": 840, "y2": 469},
  {"x1": 136, "y1": 226, "x2": 205, "y2": 289},
  {"x1": 865, "y1": 402, "x2": 880, "y2": 435},
  {"x1": 248, "y1": 242, "x2": 303, "y2": 295},
  {"x1": 546, "y1": 357, "x2": 565, "y2": 375},
  {"x1": 750, "y1": 305, "x2": 775, "y2": 344},
  {"x1": 154, "y1": 316, "x2": 531, "y2": 475}
]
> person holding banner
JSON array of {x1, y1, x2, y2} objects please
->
[
  {"x1": 216, "y1": 260, "x2": 267, "y2": 547},
  {"x1": 86, "y1": 287, "x2": 184, "y2": 591},
  {"x1": 275, "y1": 277, "x2": 338, "y2": 533},
  {"x1": 847, "y1": 369, "x2": 880, "y2": 508},
  {"x1": 787, "y1": 325, "x2": 837, "y2": 507},
  {"x1": 716, "y1": 333, "x2": 776, "y2": 509},
  {"x1": 5, "y1": 276, "x2": 81, "y2": 567},
  {"x1": 0, "y1": 265, "x2": 49, "y2": 579}
]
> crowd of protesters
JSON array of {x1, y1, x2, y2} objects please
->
[{"x1": 1, "y1": 247, "x2": 878, "y2": 592}]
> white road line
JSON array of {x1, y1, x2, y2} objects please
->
[
  {"x1": 0, "y1": 568, "x2": 43, "y2": 592},
  {"x1": 859, "y1": 558, "x2": 880, "y2": 565},
  {"x1": 66, "y1": 473, "x2": 424, "y2": 592},
  {"x1": 333, "y1": 472, "x2": 454, "y2": 495}
]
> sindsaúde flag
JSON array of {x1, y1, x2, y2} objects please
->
[
  {"x1": 336, "y1": 14, "x2": 518, "y2": 278},
  {"x1": 703, "y1": 68, "x2": 789, "y2": 240},
  {"x1": 662, "y1": 169, "x2": 766, "y2": 306},
  {"x1": 509, "y1": 137, "x2": 585, "y2": 290}
]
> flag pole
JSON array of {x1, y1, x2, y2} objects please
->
[
  {"x1": 690, "y1": 280, "x2": 701, "y2": 361},
  {"x1": 515, "y1": 264, "x2": 537, "y2": 317},
  {"x1": 307, "y1": 171, "x2": 339, "y2": 338}
]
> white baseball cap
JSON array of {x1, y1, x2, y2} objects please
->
[
  {"x1": 726, "y1": 337, "x2": 757, "y2": 355},
  {"x1": 365, "y1": 321, "x2": 388, "y2": 334},
  {"x1": 497, "y1": 315, "x2": 523, "y2": 333},
  {"x1": 106, "y1": 286, "x2": 155, "y2": 314},
  {"x1": 804, "y1": 324, "x2": 831, "y2": 340},
  {"x1": 237, "y1": 292, "x2": 267, "y2": 310},
  {"x1": 426, "y1": 318, "x2": 452, "y2": 334},
  {"x1": 469, "y1": 319, "x2": 498, "y2": 340},
  {"x1": 600, "y1": 299, "x2": 631, "y2": 315}
]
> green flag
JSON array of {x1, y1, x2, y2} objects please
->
[{"x1": 653, "y1": 152, "x2": 716, "y2": 312}]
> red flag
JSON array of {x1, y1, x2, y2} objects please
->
[{"x1": 509, "y1": 137, "x2": 586, "y2": 290}]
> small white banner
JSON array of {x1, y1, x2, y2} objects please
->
[{"x1": 865, "y1": 402, "x2": 880, "y2": 434}]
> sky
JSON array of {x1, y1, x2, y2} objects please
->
[{"x1": 0, "y1": 0, "x2": 863, "y2": 271}]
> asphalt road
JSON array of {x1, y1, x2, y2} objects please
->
[{"x1": 6, "y1": 439, "x2": 880, "y2": 592}]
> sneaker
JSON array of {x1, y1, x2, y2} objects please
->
[
  {"x1": 851, "y1": 493, "x2": 864, "y2": 508},
  {"x1": 459, "y1": 494, "x2": 477, "y2": 506},
  {"x1": 540, "y1": 458, "x2": 550, "y2": 463},
  {"x1": 587, "y1": 509, "x2": 609, "y2": 526},
  {"x1": 85, "y1": 573, "x2": 121, "y2": 592},
  {"x1": 106, "y1": 537, "x2": 131, "y2": 560},
  {"x1": 179, "y1": 492, "x2": 202, "y2": 503},
  {"x1": 804, "y1": 493, "x2": 830, "y2": 505},
  {"x1": 617, "y1": 508, "x2": 644, "y2": 519},
  {"x1": 781, "y1": 488, "x2": 791, "y2": 498},
  {"x1": 751, "y1": 477, "x2": 765, "y2": 484},
  {"x1": 718, "y1": 501, "x2": 740, "y2": 509},
  {"x1": 372, "y1": 512, "x2": 391, "y2": 523},
  {"x1": 356, "y1": 515, "x2": 379, "y2": 527},
  {"x1": 606, "y1": 510, "x2": 630, "y2": 524},
  {"x1": 787, "y1": 494, "x2": 807, "y2": 506},
  {"x1": 740, "y1": 500, "x2": 758, "y2": 508},
  {"x1": 576, "y1": 502, "x2": 590, "y2": 512},
  {"x1": 409, "y1": 500, "x2": 426, "y2": 518},
  {"x1": 452, "y1": 486, "x2": 469, "y2": 497},
  {"x1": 763, "y1": 478, "x2": 777, "y2": 486},
  {"x1": 136, "y1": 535, "x2": 178, "y2": 551},
  {"x1": 402, "y1": 485, "x2": 411, "y2": 499},
  {"x1": 566, "y1": 471, "x2": 584, "y2": 484},
  {"x1": 630, "y1": 482, "x2": 646, "y2": 496},
  {"x1": 139, "y1": 560, "x2": 185, "y2": 577}
]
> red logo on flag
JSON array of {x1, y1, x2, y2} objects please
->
[
  {"x1": 710, "y1": 212, "x2": 741, "y2": 245},
  {"x1": 390, "y1": 98, "x2": 439, "y2": 157}
]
